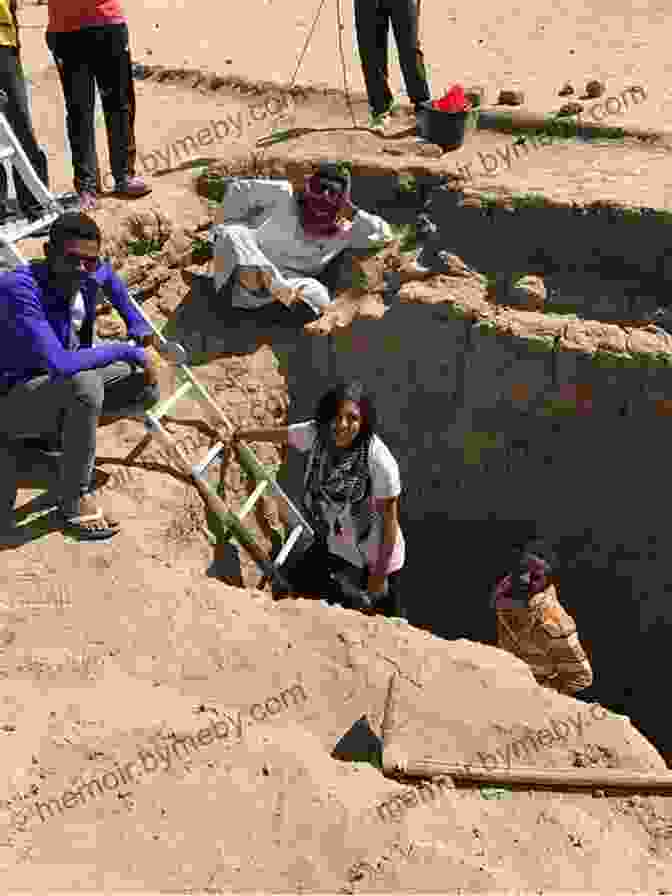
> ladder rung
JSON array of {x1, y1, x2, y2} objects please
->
[
  {"x1": 222, "y1": 511, "x2": 263, "y2": 553},
  {"x1": 191, "y1": 441, "x2": 225, "y2": 477},
  {"x1": 274, "y1": 524, "x2": 304, "y2": 567},
  {"x1": 236, "y1": 480, "x2": 269, "y2": 522},
  {"x1": 151, "y1": 380, "x2": 194, "y2": 419},
  {"x1": 0, "y1": 209, "x2": 61, "y2": 243},
  {"x1": 217, "y1": 480, "x2": 268, "y2": 543},
  {"x1": 236, "y1": 441, "x2": 314, "y2": 540},
  {"x1": 236, "y1": 441, "x2": 273, "y2": 483}
]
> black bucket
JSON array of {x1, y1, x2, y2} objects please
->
[{"x1": 417, "y1": 101, "x2": 469, "y2": 150}]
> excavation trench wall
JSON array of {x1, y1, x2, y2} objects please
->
[
  {"x1": 331, "y1": 181, "x2": 672, "y2": 763},
  {"x1": 179, "y1": 169, "x2": 672, "y2": 764},
  {"x1": 325, "y1": 295, "x2": 672, "y2": 766},
  {"x1": 348, "y1": 172, "x2": 672, "y2": 320}
]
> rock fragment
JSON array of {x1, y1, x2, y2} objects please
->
[
  {"x1": 507, "y1": 274, "x2": 546, "y2": 310},
  {"x1": 585, "y1": 80, "x2": 606, "y2": 98},
  {"x1": 498, "y1": 90, "x2": 525, "y2": 106}
]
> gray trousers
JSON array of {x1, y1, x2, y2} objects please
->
[
  {"x1": 0, "y1": 46, "x2": 49, "y2": 213},
  {"x1": 0, "y1": 359, "x2": 159, "y2": 517}
]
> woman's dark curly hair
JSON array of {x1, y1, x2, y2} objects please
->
[{"x1": 314, "y1": 380, "x2": 378, "y2": 448}]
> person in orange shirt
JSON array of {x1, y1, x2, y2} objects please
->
[
  {"x1": 0, "y1": 0, "x2": 50, "y2": 221},
  {"x1": 46, "y1": 0, "x2": 150, "y2": 210}
]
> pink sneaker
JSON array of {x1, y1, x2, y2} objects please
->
[
  {"x1": 78, "y1": 191, "x2": 98, "y2": 211},
  {"x1": 115, "y1": 176, "x2": 152, "y2": 198}
]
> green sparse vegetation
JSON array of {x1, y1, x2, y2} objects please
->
[
  {"x1": 126, "y1": 236, "x2": 165, "y2": 257},
  {"x1": 592, "y1": 350, "x2": 633, "y2": 368},
  {"x1": 198, "y1": 171, "x2": 232, "y2": 203},
  {"x1": 545, "y1": 303, "x2": 581, "y2": 316},
  {"x1": 479, "y1": 193, "x2": 500, "y2": 210},
  {"x1": 620, "y1": 207, "x2": 643, "y2": 221},
  {"x1": 509, "y1": 113, "x2": 625, "y2": 145},
  {"x1": 352, "y1": 268, "x2": 369, "y2": 290},
  {"x1": 335, "y1": 160, "x2": 353, "y2": 179},
  {"x1": 397, "y1": 173, "x2": 418, "y2": 193},
  {"x1": 191, "y1": 235, "x2": 213, "y2": 265},
  {"x1": 389, "y1": 222, "x2": 418, "y2": 253},
  {"x1": 510, "y1": 193, "x2": 548, "y2": 209},
  {"x1": 541, "y1": 398, "x2": 580, "y2": 417}
]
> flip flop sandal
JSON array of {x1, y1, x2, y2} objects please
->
[{"x1": 61, "y1": 508, "x2": 120, "y2": 540}]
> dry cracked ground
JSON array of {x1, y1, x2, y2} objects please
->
[{"x1": 0, "y1": 51, "x2": 671, "y2": 893}]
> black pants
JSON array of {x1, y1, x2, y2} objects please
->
[
  {"x1": 354, "y1": 0, "x2": 430, "y2": 117},
  {"x1": 46, "y1": 23, "x2": 137, "y2": 193},
  {"x1": 0, "y1": 46, "x2": 49, "y2": 214},
  {"x1": 279, "y1": 539, "x2": 404, "y2": 617}
]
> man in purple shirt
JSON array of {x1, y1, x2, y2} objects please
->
[{"x1": 0, "y1": 211, "x2": 162, "y2": 539}]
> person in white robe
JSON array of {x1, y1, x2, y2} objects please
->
[{"x1": 210, "y1": 162, "x2": 393, "y2": 317}]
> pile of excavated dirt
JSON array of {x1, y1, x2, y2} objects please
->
[{"x1": 2, "y1": 46, "x2": 672, "y2": 893}]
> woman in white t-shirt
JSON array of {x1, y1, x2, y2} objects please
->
[{"x1": 233, "y1": 380, "x2": 405, "y2": 616}]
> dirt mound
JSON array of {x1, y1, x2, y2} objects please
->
[{"x1": 1, "y1": 537, "x2": 670, "y2": 891}]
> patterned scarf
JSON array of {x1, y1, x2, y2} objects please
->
[{"x1": 303, "y1": 426, "x2": 373, "y2": 543}]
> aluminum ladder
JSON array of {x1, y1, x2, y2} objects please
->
[
  {"x1": 124, "y1": 290, "x2": 314, "y2": 589},
  {"x1": 0, "y1": 96, "x2": 64, "y2": 267}
]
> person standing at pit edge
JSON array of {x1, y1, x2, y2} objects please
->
[
  {"x1": 492, "y1": 541, "x2": 593, "y2": 696},
  {"x1": 0, "y1": 0, "x2": 50, "y2": 221},
  {"x1": 354, "y1": 0, "x2": 431, "y2": 132},
  {"x1": 45, "y1": 0, "x2": 150, "y2": 211}
]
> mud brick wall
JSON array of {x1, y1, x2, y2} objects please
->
[{"x1": 326, "y1": 300, "x2": 672, "y2": 762}]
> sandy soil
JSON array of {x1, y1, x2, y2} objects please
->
[
  {"x1": 1, "y1": 4, "x2": 672, "y2": 892},
  {"x1": 16, "y1": 0, "x2": 672, "y2": 132}
]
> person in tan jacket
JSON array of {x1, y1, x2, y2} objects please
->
[{"x1": 492, "y1": 544, "x2": 593, "y2": 695}]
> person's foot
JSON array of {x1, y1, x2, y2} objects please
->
[
  {"x1": 60, "y1": 493, "x2": 121, "y2": 540},
  {"x1": 115, "y1": 176, "x2": 152, "y2": 198},
  {"x1": 78, "y1": 191, "x2": 98, "y2": 211},
  {"x1": 369, "y1": 99, "x2": 400, "y2": 133},
  {"x1": 369, "y1": 110, "x2": 392, "y2": 133}
]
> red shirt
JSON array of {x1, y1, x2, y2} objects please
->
[{"x1": 47, "y1": 0, "x2": 126, "y2": 33}]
